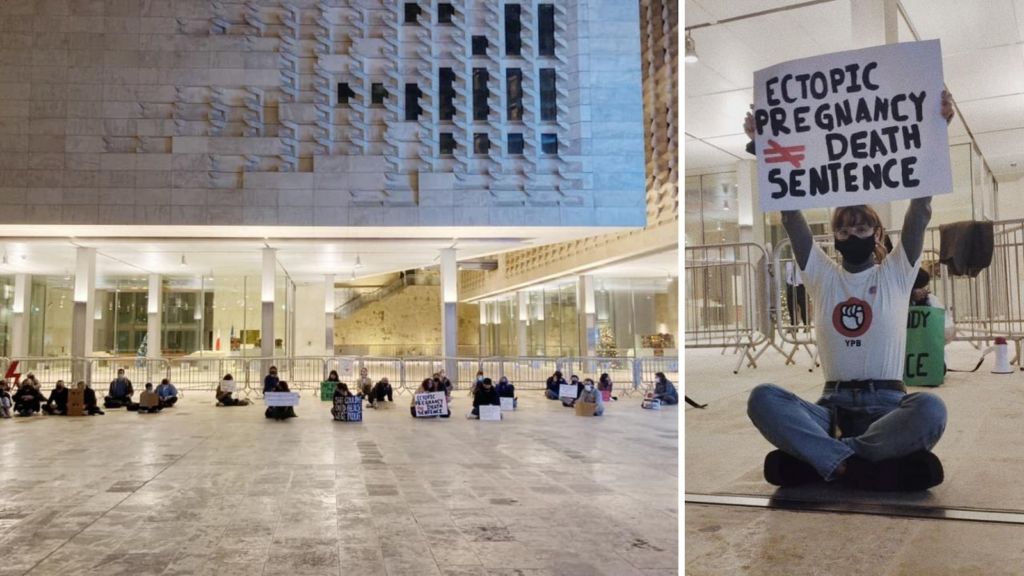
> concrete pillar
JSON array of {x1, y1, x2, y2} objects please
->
[
  {"x1": 324, "y1": 275, "x2": 335, "y2": 355},
  {"x1": 440, "y1": 248, "x2": 457, "y2": 379},
  {"x1": 262, "y1": 248, "x2": 276, "y2": 358},
  {"x1": 479, "y1": 302, "x2": 489, "y2": 356},
  {"x1": 71, "y1": 248, "x2": 96, "y2": 383},
  {"x1": 146, "y1": 274, "x2": 162, "y2": 359},
  {"x1": 577, "y1": 275, "x2": 596, "y2": 358},
  {"x1": 517, "y1": 291, "x2": 528, "y2": 357},
  {"x1": 11, "y1": 274, "x2": 30, "y2": 358},
  {"x1": 737, "y1": 159, "x2": 764, "y2": 244}
]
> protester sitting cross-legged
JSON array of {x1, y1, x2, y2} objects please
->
[
  {"x1": 42, "y1": 380, "x2": 70, "y2": 416},
  {"x1": 575, "y1": 378, "x2": 605, "y2": 417},
  {"x1": 356, "y1": 367, "x2": 374, "y2": 406},
  {"x1": 265, "y1": 381, "x2": 297, "y2": 420},
  {"x1": 743, "y1": 92, "x2": 954, "y2": 492},
  {"x1": 545, "y1": 371, "x2": 566, "y2": 400},
  {"x1": 79, "y1": 381, "x2": 104, "y2": 415},
  {"x1": 652, "y1": 372, "x2": 678, "y2": 406},
  {"x1": 598, "y1": 373, "x2": 617, "y2": 402},
  {"x1": 331, "y1": 382, "x2": 354, "y2": 421},
  {"x1": 561, "y1": 374, "x2": 583, "y2": 408},
  {"x1": 138, "y1": 383, "x2": 163, "y2": 414},
  {"x1": 410, "y1": 378, "x2": 451, "y2": 418},
  {"x1": 372, "y1": 377, "x2": 393, "y2": 405},
  {"x1": 0, "y1": 382, "x2": 13, "y2": 419},
  {"x1": 496, "y1": 376, "x2": 517, "y2": 409},
  {"x1": 104, "y1": 368, "x2": 134, "y2": 408},
  {"x1": 215, "y1": 374, "x2": 249, "y2": 407},
  {"x1": 13, "y1": 380, "x2": 45, "y2": 417},
  {"x1": 155, "y1": 378, "x2": 178, "y2": 408},
  {"x1": 467, "y1": 377, "x2": 501, "y2": 419}
]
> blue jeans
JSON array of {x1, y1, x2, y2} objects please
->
[{"x1": 747, "y1": 384, "x2": 947, "y2": 481}]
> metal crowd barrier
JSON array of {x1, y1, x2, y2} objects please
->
[{"x1": 685, "y1": 242, "x2": 772, "y2": 372}]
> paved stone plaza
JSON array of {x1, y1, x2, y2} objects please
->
[{"x1": 0, "y1": 392, "x2": 678, "y2": 576}]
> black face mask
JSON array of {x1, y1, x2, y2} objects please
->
[{"x1": 834, "y1": 235, "x2": 876, "y2": 264}]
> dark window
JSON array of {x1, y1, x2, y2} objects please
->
[
  {"x1": 404, "y1": 3, "x2": 420, "y2": 24},
  {"x1": 472, "y1": 35, "x2": 488, "y2": 56},
  {"x1": 539, "y1": 4, "x2": 555, "y2": 56},
  {"x1": 540, "y1": 68, "x2": 556, "y2": 121},
  {"x1": 439, "y1": 67, "x2": 455, "y2": 120},
  {"x1": 371, "y1": 83, "x2": 387, "y2": 106},
  {"x1": 438, "y1": 3, "x2": 455, "y2": 24},
  {"x1": 474, "y1": 133, "x2": 490, "y2": 155},
  {"x1": 508, "y1": 133, "x2": 524, "y2": 155},
  {"x1": 473, "y1": 68, "x2": 489, "y2": 121},
  {"x1": 506, "y1": 68, "x2": 522, "y2": 121},
  {"x1": 337, "y1": 83, "x2": 356, "y2": 106},
  {"x1": 541, "y1": 133, "x2": 558, "y2": 154},
  {"x1": 440, "y1": 132, "x2": 456, "y2": 155},
  {"x1": 405, "y1": 83, "x2": 422, "y2": 121},
  {"x1": 504, "y1": 4, "x2": 521, "y2": 56}
]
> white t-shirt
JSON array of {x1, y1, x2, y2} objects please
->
[{"x1": 803, "y1": 242, "x2": 919, "y2": 382}]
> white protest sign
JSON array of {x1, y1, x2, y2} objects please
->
[
  {"x1": 500, "y1": 397, "x2": 515, "y2": 412},
  {"x1": 219, "y1": 379, "x2": 235, "y2": 393},
  {"x1": 480, "y1": 405, "x2": 502, "y2": 421},
  {"x1": 264, "y1": 392, "x2": 300, "y2": 406},
  {"x1": 559, "y1": 384, "x2": 578, "y2": 399},
  {"x1": 414, "y1": 391, "x2": 448, "y2": 417},
  {"x1": 753, "y1": 40, "x2": 951, "y2": 212}
]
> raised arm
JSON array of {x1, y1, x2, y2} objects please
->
[
  {"x1": 744, "y1": 109, "x2": 813, "y2": 269},
  {"x1": 901, "y1": 90, "x2": 953, "y2": 265}
]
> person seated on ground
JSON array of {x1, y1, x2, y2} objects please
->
[
  {"x1": 355, "y1": 367, "x2": 374, "y2": 405},
  {"x1": 743, "y1": 94, "x2": 954, "y2": 492},
  {"x1": 263, "y1": 366, "x2": 279, "y2": 396},
  {"x1": 331, "y1": 382, "x2": 354, "y2": 420},
  {"x1": 471, "y1": 370, "x2": 485, "y2": 395},
  {"x1": 79, "y1": 381, "x2": 104, "y2": 415},
  {"x1": 42, "y1": 380, "x2": 69, "y2": 415},
  {"x1": 1, "y1": 382, "x2": 13, "y2": 418},
  {"x1": 138, "y1": 383, "x2": 163, "y2": 414},
  {"x1": 410, "y1": 378, "x2": 451, "y2": 418},
  {"x1": 598, "y1": 373, "x2": 617, "y2": 401},
  {"x1": 438, "y1": 369, "x2": 454, "y2": 396},
  {"x1": 652, "y1": 372, "x2": 678, "y2": 406},
  {"x1": 575, "y1": 378, "x2": 605, "y2": 417},
  {"x1": 372, "y1": 377, "x2": 393, "y2": 405},
  {"x1": 910, "y1": 269, "x2": 955, "y2": 344},
  {"x1": 545, "y1": 371, "x2": 567, "y2": 400},
  {"x1": 23, "y1": 373, "x2": 41, "y2": 391},
  {"x1": 561, "y1": 375, "x2": 583, "y2": 408},
  {"x1": 13, "y1": 380, "x2": 45, "y2": 416},
  {"x1": 496, "y1": 376, "x2": 516, "y2": 408},
  {"x1": 105, "y1": 368, "x2": 134, "y2": 408},
  {"x1": 215, "y1": 374, "x2": 249, "y2": 407},
  {"x1": 467, "y1": 377, "x2": 501, "y2": 419},
  {"x1": 265, "y1": 381, "x2": 297, "y2": 420},
  {"x1": 155, "y1": 378, "x2": 178, "y2": 408}
]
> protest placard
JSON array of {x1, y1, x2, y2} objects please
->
[
  {"x1": 264, "y1": 392, "x2": 300, "y2": 407},
  {"x1": 500, "y1": 397, "x2": 515, "y2": 411},
  {"x1": 753, "y1": 40, "x2": 951, "y2": 211},
  {"x1": 219, "y1": 379, "x2": 236, "y2": 393},
  {"x1": 320, "y1": 381, "x2": 336, "y2": 401},
  {"x1": 480, "y1": 405, "x2": 502, "y2": 421},
  {"x1": 414, "y1": 391, "x2": 448, "y2": 417},
  {"x1": 904, "y1": 306, "x2": 945, "y2": 387},
  {"x1": 559, "y1": 384, "x2": 578, "y2": 399}
]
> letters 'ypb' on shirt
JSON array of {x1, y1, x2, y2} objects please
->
[{"x1": 803, "y1": 241, "x2": 919, "y2": 382}]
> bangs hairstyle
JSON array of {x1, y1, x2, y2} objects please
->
[{"x1": 831, "y1": 204, "x2": 888, "y2": 264}]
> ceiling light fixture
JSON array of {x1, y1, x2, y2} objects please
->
[{"x1": 684, "y1": 31, "x2": 698, "y2": 64}]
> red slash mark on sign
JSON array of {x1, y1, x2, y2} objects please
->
[{"x1": 763, "y1": 139, "x2": 806, "y2": 168}]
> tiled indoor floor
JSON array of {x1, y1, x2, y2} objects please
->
[
  {"x1": 0, "y1": 391, "x2": 678, "y2": 576},
  {"x1": 685, "y1": 343, "x2": 1024, "y2": 575}
]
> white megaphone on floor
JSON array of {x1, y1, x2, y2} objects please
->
[{"x1": 992, "y1": 337, "x2": 1014, "y2": 374}]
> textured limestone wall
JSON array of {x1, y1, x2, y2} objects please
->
[{"x1": 0, "y1": 0, "x2": 645, "y2": 228}]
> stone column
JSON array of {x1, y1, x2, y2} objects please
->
[
  {"x1": 577, "y1": 275, "x2": 596, "y2": 358},
  {"x1": 324, "y1": 275, "x2": 335, "y2": 355},
  {"x1": 737, "y1": 159, "x2": 763, "y2": 244},
  {"x1": 11, "y1": 273, "x2": 30, "y2": 358},
  {"x1": 439, "y1": 248, "x2": 458, "y2": 380},
  {"x1": 517, "y1": 291, "x2": 528, "y2": 357},
  {"x1": 146, "y1": 274, "x2": 162, "y2": 359},
  {"x1": 262, "y1": 248, "x2": 276, "y2": 358},
  {"x1": 71, "y1": 248, "x2": 96, "y2": 383}
]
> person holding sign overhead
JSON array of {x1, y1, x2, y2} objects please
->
[{"x1": 745, "y1": 86, "x2": 954, "y2": 492}]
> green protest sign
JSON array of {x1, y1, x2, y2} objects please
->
[{"x1": 904, "y1": 306, "x2": 945, "y2": 386}]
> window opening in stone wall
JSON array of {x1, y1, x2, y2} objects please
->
[
  {"x1": 472, "y1": 35, "x2": 488, "y2": 56},
  {"x1": 405, "y1": 83, "x2": 422, "y2": 121},
  {"x1": 505, "y1": 4, "x2": 522, "y2": 56},
  {"x1": 540, "y1": 68, "x2": 556, "y2": 121},
  {"x1": 539, "y1": 4, "x2": 555, "y2": 56},
  {"x1": 474, "y1": 133, "x2": 490, "y2": 155},
  {"x1": 439, "y1": 67, "x2": 456, "y2": 120},
  {"x1": 438, "y1": 3, "x2": 455, "y2": 24},
  {"x1": 506, "y1": 68, "x2": 523, "y2": 121},
  {"x1": 404, "y1": 3, "x2": 420, "y2": 24},
  {"x1": 473, "y1": 68, "x2": 489, "y2": 121},
  {"x1": 440, "y1": 132, "x2": 456, "y2": 155},
  {"x1": 542, "y1": 133, "x2": 558, "y2": 154},
  {"x1": 508, "y1": 133, "x2": 525, "y2": 155},
  {"x1": 371, "y1": 83, "x2": 388, "y2": 106},
  {"x1": 337, "y1": 83, "x2": 356, "y2": 106}
]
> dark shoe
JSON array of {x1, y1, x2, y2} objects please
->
[
  {"x1": 842, "y1": 452, "x2": 944, "y2": 491},
  {"x1": 763, "y1": 450, "x2": 821, "y2": 487}
]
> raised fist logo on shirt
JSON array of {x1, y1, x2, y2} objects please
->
[{"x1": 832, "y1": 297, "x2": 873, "y2": 338}]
